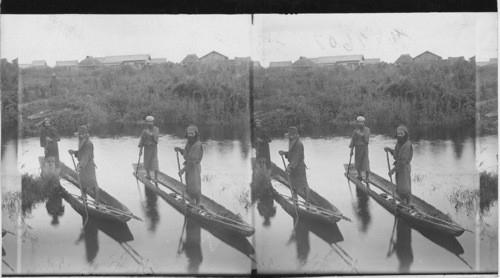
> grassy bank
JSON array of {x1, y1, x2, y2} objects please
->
[
  {"x1": 19, "y1": 62, "x2": 250, "y2": 136},
  {"x1": 8, "y1": 59, "x2": 497, "y2": 136},
  {"x1": 254, "y1": 61, "x2": 484, "y2": 131}
]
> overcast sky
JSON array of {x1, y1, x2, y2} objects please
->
[{"x1": 1, "y1": 14, "x2": 497, "y2": 67}]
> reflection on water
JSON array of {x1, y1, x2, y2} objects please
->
[
  {"x1": 393, "y1": 218, "x2": 413, "y2": 273},
  {"x1": 143, "y1": 185, "x2": 160, "y2": 233},
  {"x1": 291, "y1": 219, "x2": 310, "y2": 266},
  {"x1": 45, "y1": 187, "x2": 65, "y2": 226},
  {"x1": 183, "y1": 217, "x2": 203, "y2": 274},
  {"x1": 257, "y1": 194, "x2": 276, "y2": 227},
  {"x1": 354, "y1": 186, "x2": 371, "y2": 233},
  {"x1": 79, "y1": 217, "x2": 99, "y2": 264}
]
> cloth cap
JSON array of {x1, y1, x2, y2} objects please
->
[
  {"x1": 43, "y1": 118, "x2": 51, "y2": 124},
  {"x1": 395, "y1": 125, "x2": 409, "y2": 138},
  {"x1": 146, "y1": 116, "x2": 154, "y2": 122},
  {"x1": 254, "y1": 119, "x2": 262, "y2": 125},
  {"x1": 356, "y1": 116, "x2": 365, "y2": 122},
  {"x1": 77, "y1": 125, "x2": 88, "y2": 134},
  {"x1": 285, "y1": 126, "x2": 299, "y2": 136},
  {"x1": 186, "y1": 125, "x2": 198, "y2": 134}
]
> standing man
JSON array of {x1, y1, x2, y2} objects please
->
[
  {"x1": 69, "y1": 126, "x2": 100, "y2": 202},
  {"x1": 253, "y1": 119, "x2": 272, "y2": 169},
  {"x1": 175, "y1": 126, "x2": 203, "y2": 205},
  {"x1": 279, "y1": 126, "x2": 310, "y2": 205},
  {"x1": 349, "y1": 116, "x2": 371, "y2": 183},
  {"x1": 139, "y1": 116, "x2": 159, "y2": 181},
  {"x1": 385, "y1": 125, "x2": 413, "y2": 205},
  {"x1": 39, "y1": 118, "x2": 61, "y2": 166}
]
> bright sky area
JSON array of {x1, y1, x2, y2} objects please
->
[{"x1": 1, "y1": 13, "x2": 497, "y2": 67}]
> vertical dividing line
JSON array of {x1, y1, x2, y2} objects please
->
[
  {"x1": 473, "y1": 33, "x2": 481, "y2": 271},
  {"x1": 16, "y1": 58, "x2": 23, "y2": 274},
  {"x1": 249, "y1": 14, "x2": 258, "y2": 276}
]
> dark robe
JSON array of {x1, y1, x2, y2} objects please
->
[
  {"x1": 74, "y1": 139, "x2": 99, "y2": 190},
  {"x1": 138, "y1": 126, "x2": 159, "y2": 171},
  {"x1": 393, "y1": 140, "x2": 413, "y2": 196},
  {"x1": 180, "y1": 139, "x2": 203, "y2": 200},
  {"x1": 40, "y1": 126, "x2": 60, "y2": 166},
  {"x1": 349, "y1": 126, "x2": 370, "y2": 172},
  {"x1": 284, "y1": 139, "x2": 308, "y2": 191}
]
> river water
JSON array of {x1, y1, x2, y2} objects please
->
[{"x1": 2, "y1": 126, "x2": 497, "y2": 275}]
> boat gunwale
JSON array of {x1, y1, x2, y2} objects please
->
[
  {"x1": 343, "y1": 164, "x2": 464, "y2": 236},
  {"x1": 133, "y1": 163, "x2": 254, "y2": 237}
]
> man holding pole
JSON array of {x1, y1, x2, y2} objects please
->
[
  {"x1": 175, "y1": 126, "x2": 203, "y2": 206},
  {"x1": 385, "y1": 125, "x2": 413, "y2": 205},
  {"x1": 279, "y1": 126, "x2": 310, "y2": 205},
  {"x1": 69, "y1": 126, "x2": 100, "y2": 203},
  {"x1": 349, "y1": 116, "x2": 371, "y2": 183},
  {"x1": 138, "y1": 116, "x2": 159, "y2": 181}
]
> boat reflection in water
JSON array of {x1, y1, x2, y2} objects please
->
[
  {"x1": 45, "y1": 186, "x2": 65, "y2": 226},
  {"x1": 354, "y1": 187, "x2": 371, "y2": 233},
  {"x1": 144, "y1": 185, "x2": 160, "y2": 233},
  {"x1": 288, "y1": 219, "x2": 310, "y2": 266},
  {"x1": 76, "y1": 216, "x2": 135, "y2": 265},
  {"x1": 250, "y1": 161, "x2": 277, "y2": 227},
  {"x1": 183, "y1": 217, "x2": 203, "y2": 274},
  {"x1": 388, "y1": 218, "x2": 414, "y2": 273}
]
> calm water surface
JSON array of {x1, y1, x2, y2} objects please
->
[{"x1": 2, "y1": 128, "x2": 497, "y2": 275}]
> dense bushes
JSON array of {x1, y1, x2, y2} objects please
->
[
  {"x1": 1, "y1": 59, "x2": 19, "y2": 135},
  {"x1": 254, "y1": 61, "x2": 480, "y2": 130},
  {"x1": 20, "y1": 63, "x2": 250, "y2": 136}
]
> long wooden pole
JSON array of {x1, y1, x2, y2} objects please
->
[
  {"x1": 385, "y1": 151, "x2": 397, "y2": 213},
  {"x1": 70, "y1": 153, "x2": 89, "y2": 227},
  {"x1": 280, "y1": 153, "x2": 300, "y2": 231}
]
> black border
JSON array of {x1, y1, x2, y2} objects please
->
[{"x1": 1, "y1": 0, "x2": 497, "y2": 14}]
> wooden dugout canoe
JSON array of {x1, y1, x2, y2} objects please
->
[
  {"x1": 267, "y1": 161, "x2": 349, "y2": 224},
  {"x1": 133, "y1": 163, "x2": 255, "y2": 237},
  {"x1": 39, "y1": 156, "x2": 134, "y2": 223},
  {"x1": 344, "y1": 164, "x2": 465, "y2": 237}
]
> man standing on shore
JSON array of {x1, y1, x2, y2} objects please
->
[
  {"x1": 69, "y1": 126, "x2": 100, "y2": 202},
  {"x1": 349, "y1": 116, "x2": 371, "y2": 183},
  {"x1": 385, "y1": 125, "x2": 413, "y2": 205},
  {"x1": 139, "y1": 116, "x2": 159, "y2": 181},
  {"x1": 279, "y1": 126, "x2": 310, "y2": 205},
  {"x1": 175, "y1": 126, "x2": 204, "y2": 206}
]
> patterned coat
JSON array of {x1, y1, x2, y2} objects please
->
[
  {"x1": 349, "y1": 126, "x2": 371, "y2": 172},
  {"x1": 138, "y1": 126, "x2": 159, "y2": 171}
]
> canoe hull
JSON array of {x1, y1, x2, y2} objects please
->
[
  {"x1": 344, "y1": 164, "x2": 464, "y2": 237},
  {"x1": 133, "y1": 164, "x2": 254, "y2": 237},
  {"x1": 267, "y1": 161, "x2": 344, "y2": 224},
  {"x1": 39, "y1": 157, "x2": 131, "y2": 223}
]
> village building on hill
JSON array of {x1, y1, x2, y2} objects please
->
[
  {"x1": 181, "y1": 54, "x2": 199, "y2": 65},
  {"x1": 78, "y1": 56, "x2": 104, "y2": 70},
  {"x1": 292, "y1": 57, "x2": 316, "y2": 70},
  {"x1": 55, "y1": 60, "x2": 79, "y2": 70},
  {"x1": 32, "y1": 60, "x2": 49, "y2": 68},
  {"x1": 413, "y1": 51, "x2": 442, "y2": 63},
  {"x1": 362, "y1": 58, "x2": 381, "y2": 66},
  {"x1": 147, "y1": 58, "x2": 167, "y2": 65},
  {"x1": 199, "y1": 51, "x2": 228, "y2": 64},
  {"x1": 395, "y1": 54, "x2": 413, "y2": 65},
  {"x1": 268, "y1": 61, "x2": 292, "y2": 70},
  {"x1": 102, "y1": 54, "x2": 151, "y2": 68},
  {"x1": 313, "y1": 55, "x2": 365, "y2": 70}
]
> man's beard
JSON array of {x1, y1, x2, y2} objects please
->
[
  {"x1": 188, "y1": 135, "x2": 197, "y2": 144},
  {"x1": 288, "y1": 137, "x2": 297, "y2": 149},
  {"x1": 78, "y1": 136, "x2": 87, "y2": 149},
  {"x1": 397, "y1": 135, "x2": 407, "y2": 145}
]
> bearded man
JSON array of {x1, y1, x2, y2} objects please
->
[
  {"x1": 279, "y1": 126, "x2": 310, "y2": 205},
  {"x1": 175, "y1": 126, "x2": 204, "y2": 205},
  {"x1": 69, "y1": 126, "x2": 100, "y2": 202},
  {"x1": 385, "y1": 125, "x2": 413, "y2": 205}
]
